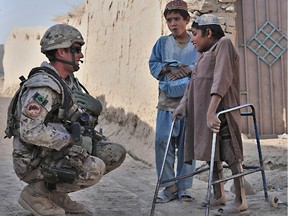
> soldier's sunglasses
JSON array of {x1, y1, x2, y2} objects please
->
[{"x1": 70, "y1": 46, "x2": 82, "y2": 54}]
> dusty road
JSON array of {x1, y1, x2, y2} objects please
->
[{"x1": 0, "y1": 96, "x2": 287, "y2": 216}]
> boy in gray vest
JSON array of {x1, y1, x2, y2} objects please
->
[{"x1": 149, "y1": 0, "x2": 197, "y2": 203}]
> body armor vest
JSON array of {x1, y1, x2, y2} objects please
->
[{"x1": 5, "y1": 66, "x2": 75, "y2": 139}]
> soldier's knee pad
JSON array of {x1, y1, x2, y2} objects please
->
[{"x1": 92, "y1": 141, "x2": 126, "y2": 174}]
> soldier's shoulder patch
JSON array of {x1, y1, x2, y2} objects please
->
[
  {"x1": 25, "y1": 102, "x2": 42, "y2": 117},
  {"x1": 32, "y1": 92, "x2": 48, "y2": 107}
]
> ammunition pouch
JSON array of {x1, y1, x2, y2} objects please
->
[
  {"x1": 67, "y1": 111, "x2": 105, "y2": 156},
  {"x1": 70, "y1": 122, "x2": 82, "y2": 143},
  {"x1": 91, "y1": 129, "x2": 107, "y2": 157},
  {"x1": 41, "y1": 165, "x2": 77, "y2": 184}
]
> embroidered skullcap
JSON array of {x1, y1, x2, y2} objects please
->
[
  {"x1": 194, "y1": 14, "x2": 220, "y2": 26},
  {"x1": 165, "y1": 0, "x2": 188, "y2": 12}
]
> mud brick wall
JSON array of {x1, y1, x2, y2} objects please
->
[{"x1": 188, "y1": 0, "x2": 237, "y2": 42}]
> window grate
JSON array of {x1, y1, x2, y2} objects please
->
[{"x1": 246, "y1": 21, "x2": 287, "y2": 67}]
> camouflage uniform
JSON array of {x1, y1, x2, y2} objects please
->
[
  {"x1": 13, "y1": 61, "x2": 106, "y2": 192},
  {"x1": 6, "y1": 24, "x2": 126, "y2": 216}
]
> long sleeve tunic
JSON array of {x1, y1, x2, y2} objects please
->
[{"x1": 183, "y1": 37, "x2": 243, "y2": 163}]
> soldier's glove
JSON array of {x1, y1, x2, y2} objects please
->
[
  {"x1": 168, "y1": 65, "x2": 192, "y2": 80},
  {"x1": 73, "y1": 135, "x2": 93, "y2": 154},
  {"x1": 73, "y1": 90, "x2": 103, "y2": 116},
  {"x1": 81, "y1": 136, "x2": 93, "y2": 154},
  {"x1": 172, "y1": 102, "x2": 186, "y2": 121}
]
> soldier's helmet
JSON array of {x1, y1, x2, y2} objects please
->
[{"x1": 40, "y1": 24, "x2": 85, "y2": 53}]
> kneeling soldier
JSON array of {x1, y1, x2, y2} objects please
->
[{"x1": 5, "y1": 24, "x2": 126, "y2": 216}]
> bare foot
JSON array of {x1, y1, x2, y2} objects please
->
[
  {"x1": 234, "y1": 197, "x2": 248, "y2": 212},
  {"x1": 201, "y1": 195, "x2": 227, "y2": 207}
]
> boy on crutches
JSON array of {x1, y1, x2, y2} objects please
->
[{"x1": 173, "y1": 14, "x2": 248, "y2": 214}]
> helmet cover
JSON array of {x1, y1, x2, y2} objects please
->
[{"x1": 40, "y1": 24, "x2": 85, "y2": 53}]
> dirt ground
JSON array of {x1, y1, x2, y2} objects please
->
[{"x1": 0, "y1": 96, "x2": 287, "y2": 216}]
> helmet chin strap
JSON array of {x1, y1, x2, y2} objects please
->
[{"x1": 52, "y1": 53, "x2": 80, "y2": 71}]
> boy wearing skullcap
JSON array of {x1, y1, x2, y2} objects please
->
[
  {"x1": 149, "y1": 0, "x2": 197, "y2": 203},
  {"x1": 173, "y1": 14, "x2": 248, "y2": 214}
]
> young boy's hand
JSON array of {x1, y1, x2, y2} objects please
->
[
  {"x1": 168, "y1": 65, "x2": 192, "y2": 80},
  {"x1": 207, "y1": 113, "x2": 221, "y2": 133},
  {"x1": 172, "y1": 103, "x2": 186, "y2": 120}
]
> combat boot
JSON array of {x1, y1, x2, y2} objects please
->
[
  {"x1": 18, "y1": 181, "x2": 65, "y2": 216},
  {"x1": 50, "y1": 193, "x2": 87, "y2": 214}
]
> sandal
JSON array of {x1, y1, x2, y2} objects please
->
[
  {"x1": 156, "y1": 189, "x2": 178, "y2": 203},
  {"x1": 178, "y1": 190, "x2": 194, "y2": 202}
]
